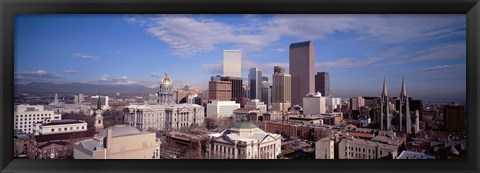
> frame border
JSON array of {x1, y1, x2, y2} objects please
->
[{"x1": 1, "y1": 0, "x2": 479, "y2": 173}]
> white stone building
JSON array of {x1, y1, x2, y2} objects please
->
[
  {"x1": 223, "y1": 50, "x2": 242, "y2": 78},
  {"x1": 206, "y1": 117, "x2": 282, "y2": 159},
  {"x1": 73, "y1": 125, "x2": 161, "y2": 159},
  {"x1": 302, "y1": 92, "x2": 327, "y2": 115},
  {"x1": 244, "y1": 99, "x2": 267, "y2": 113},
  {"x1": 124, "y1": 104, "x2": 204, "y2": 131},
  {"x1": 338, "y1": 136, "x2": 399, "y2": 159},
  {"x1": 315, "y1": 137, "x2": 334, "y2": 159},
  {"x1": 206, "y1": 101, "x2": 240, "y2": 119},
  {"x1": 33, "y1": 119, "x2": 87, "y2": 136},
  {"x1": 14, "y1": 104, "x2": 61, "y2": 134}
]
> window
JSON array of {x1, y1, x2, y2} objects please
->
[
  {"x1": 58, "y1": 128, "x2": 61, "y2": 131},
  {"x1": 64, "y1": 128, "x2": 67, "y2": 131},
  {"x1": 81, "y1": 126, "x2": 85, "y2": 129},
  {"x1": 51, "y1": 129, "x2": 54, "y2": 132}
]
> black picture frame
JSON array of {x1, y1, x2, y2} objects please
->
[{"x1": 1, "y1": 0, "x2": 479, "y2": 173}]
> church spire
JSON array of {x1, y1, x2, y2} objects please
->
[
  {"x1": 382, "y1": 77, "x2": 388, "y2": 97},
  {"x1": 401, "y1": 76, "x2": 407, "y2": 97},
  {"x1": 96, "y1": 88, "x2": 102, "y2": 110}
]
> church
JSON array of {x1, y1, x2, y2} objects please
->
[
  {"x1": 379, "y1": 76, "x2": 420, "y2": 134},
  {"x1": 123, "y1": 72, "x2": 205, "y2": 132}
]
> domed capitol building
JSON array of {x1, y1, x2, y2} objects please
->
[{"x1": 123, "y1": 72, "x2": 205, "y2": 132}]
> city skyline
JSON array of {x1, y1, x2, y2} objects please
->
[{"x1": 15, "y1": 14, "x2": 466, "y2": 101}]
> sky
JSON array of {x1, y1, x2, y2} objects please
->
[{"x1": 14, "y1": 14, "x2": 466, "y2": 101}]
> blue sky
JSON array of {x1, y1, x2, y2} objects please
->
[{"x1": 15, "y1": 14, "x2": 466, "y2": 101}]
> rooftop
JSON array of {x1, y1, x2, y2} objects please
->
[
  {"x1": 43, "y1": 119, "x2": 85, "y2": 126},
  {"x1": 397, "y1": 151, "x2": 436, "y2": 159}
]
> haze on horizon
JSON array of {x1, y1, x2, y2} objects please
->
[{"x1": 14, "y1": 14, "x2": 466, "y2": 101}]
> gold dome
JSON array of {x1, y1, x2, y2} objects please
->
[{"x1": 161, "y1": 72, "x2": 172, "y2": 85}]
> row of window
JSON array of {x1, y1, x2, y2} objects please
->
[
  {"x1": 16, "y1": 114, "x2": 51, "y2": 118},
  {"x1": 49, "y1": 126, "x2": 85, "y2": 132}
]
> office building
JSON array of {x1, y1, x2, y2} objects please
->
[
  {"x1": 350, "y1": 96, "x2": 365, "y2": 111},
  {"x1": 14, "y1": 104, "x2": 61, "y2": 134},
  {"x1": 244, "y1": 99, "x2": 267, "y2": 113},
  {"x1": 315, "y1": 72, "x2": 330, "y2": 97},
  {"x1": 261, "y1": 80, "x2": 271, "y2": 109},
  {"x1": 90, "y1": 95, "x2": 109, "y2": 110},
  {"x1": 208, "y1": 80, "x2": 232, "y2": 101},
  {"x1": 206, "y1": 116, "x2": 282, "y2": 159},
  {"x1": 73, "y1": 125, "x2": 161, "y2": 159},
  {"x1": 248, "y1": 67, "x2": 262, "y2": 99},
  {"x1": 289, "y1": 41, "x2": 315, "y2": 106},
  {"x1": 223, "y1": 50, "x2": 242, "y2": 78},
  {"x1": 220, "y1": 76, "x2": 243, "y2": 100},
  {"x1": 327, "y1": 97, "x2": 342, "y2": 112},
  {"x1": 273, "y1": 66, "x2": 285, "y2": 74},
  {"x1": 303, "y1": 92, "x2": 327, "y2": 115},
  {"x1": 74, "y1": 93, "x2": 85, "y2": 104},
  {"x1": 272, "y1": 67, "x2": 291, "y2": 112},
  {"x1": 206, "y1": 101, "x2": 240, "y2": 119},
  {"x1": 444, "y1": 104, "x2": 466, "y2": 132}
]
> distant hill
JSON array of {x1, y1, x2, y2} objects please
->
[{"x1": 15, "y1": 82, "x2": 158, "y2": 95}]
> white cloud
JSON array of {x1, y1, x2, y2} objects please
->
[
  {"x1": 63, "y1": 70, "x2": 82, "y2": 75},
  {"x1": 126, "y1": 14, "x2": 464, "y2": 57},
  {"x1": 150, "y1": 73, "x2": 161, "y2": 78},
  {"x1": 73, "y1": 53, "x2": 98, "y2": 61},
  {"x1": 15, "y1": 69, "x2": 64, "y2": 84}
]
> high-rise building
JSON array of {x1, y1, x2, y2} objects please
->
[
  {"x1": 261, "y1": 80, "x2": 271, "y2": 110},
  {"x1": 272, "y1": 67, "x2": 292, "y2": 112},
  {"x1": 303, "y1": 92, "x2": 327, "y2": 115},
  {"x1": 315, "y1": 72, "x2": 330, "y2": 97},
  {"x1": 350, "y1": 96, "x2": 365, "y2": 111},
  {"x1": 74, "y1": 93, "x2": 84, "y2": 104},
  {"x1": 444, "y1": 104, "x2": 466, "y2": 132},
  {"x1": 208, "y1": 80, "x2": 232, "y2": 101},
  {"x1": 289, "y1": 41, "x2": 315, "y2": 106},
  {"x1": 248, "y1": 67, "x2": 262, "y2": 99},
  {"x1": 273, "y1": 66, "x2": 285, "y2": 74},
  {"x1": 220, "y1": 76, "x2": 243, "y2": 100},
  {"x1": 223, "y1": 50, "x2": 242, "y2": 78}
]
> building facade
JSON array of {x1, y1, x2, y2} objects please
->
[
  {"x1": 244, "y1": 99, "x2": 267, "y2": 113},
  {"x1": 223, "y1": 50, "x2": 242, "y2": 78},
  {"x1": 303, "y1": 92, "x2": 327, "y2": 115},
  {"x1": 272, "y1": 70, "x2": 291, "y2": 112},
  {"x1": 315, "y1": 72, "x2": 330, "y2": 97},
  {"x1": 315, "y1": 137, "x2": 335, "y2": 159},
  {"x1": 206, "y1": 117, "x2": 282, "y2": 159},
  {"x1": 14, "y1": 104, "x2": 62, "y2": 134},
  {"x1": 220, "y1": 76, "x2": 243, "y2": 100},
  {"x1": 33, "y1": 119, "x2": 88, "y2": 136},
  {"x1": 206, "y1": 101, "x2": 240, "y2": 119},
  {"x1": 248, "y1": 67, "x2": 262, "y2": 99},
  {"x1": 73, "y1": 125, "x2": 161, "y2": 159},
  {"x1": 289, "y1": 41, "x2": 315, "y2": 107},
  {"x1": 444, "y1": 104, "x2": 466, "y2": 132},
  {"x1": 208, "y1": 80, "x2": 232, "y2": 101}
]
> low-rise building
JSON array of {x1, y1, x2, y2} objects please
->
[
  {"x1": 315, "y1": 137, "x2": 334, "y2": 159},
  {"x1": 14, "y1": 104, "x2": 62, "y2": 134},
  {"x1": 206, "y1": 117, "x2": 281, "y2": 159},
  {"x1": 397, "y1": 151, "x2": 436, "y2": 159},
  {"x1": 244, "y1": 99, "x2": 267, "y2": 113},
  {"x1": 233, "y1": 108, "x2": 262, "y2": 122},
  {"x1": 73, "y1": 125, "x2": 161, "y2": 159},
  {"x1": 28, "y1": 129, "x2": 96, "y2": 159},
  {"x1": 338, "y1": 136, "x2": 399, "y2": 159},
  {"x1": 33, "y1": 119, "x2": 88, "y2": 136},
  {"x1": 303, "y1": 92, "x2": 327, "y2": 115},
  {"x1": 206, "y1": 101, "x2": 240, "y2": 119}
]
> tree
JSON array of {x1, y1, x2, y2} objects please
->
[
  {"x1": 204, "y1": 118, "x2": 216, "y2": 130},
  {"x1": 312, "y1": 128, "x2": 332, "y2": 141}
]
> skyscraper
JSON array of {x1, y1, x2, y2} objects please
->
[
  {"x1": 261, "y1": 80, "x2": 271, "y2": 110},
  {"x1": 315, "y1": 72, "x2": 330, "y2": 97},
  {"x1": 220, "y1": 76, "x2": 243, "y2": 100},
  {"x1": 248, "y1": 67, "x2": 262, "y2": 99},
  {"x1": 208, "y1": 80, "x2": 232, "y2": 101},
  {"x1": 274, "y1": 66, "x2": 285, "y2": 74},
  {"x1": 223, "y1": 50, "x2": 242, "y2": 78},
  {"x1": 272, "y1": 66, "x2": 291, "y2": 112},
  {"x1": 289, "y1": 41, "x2": 315, "y2": 107}
]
